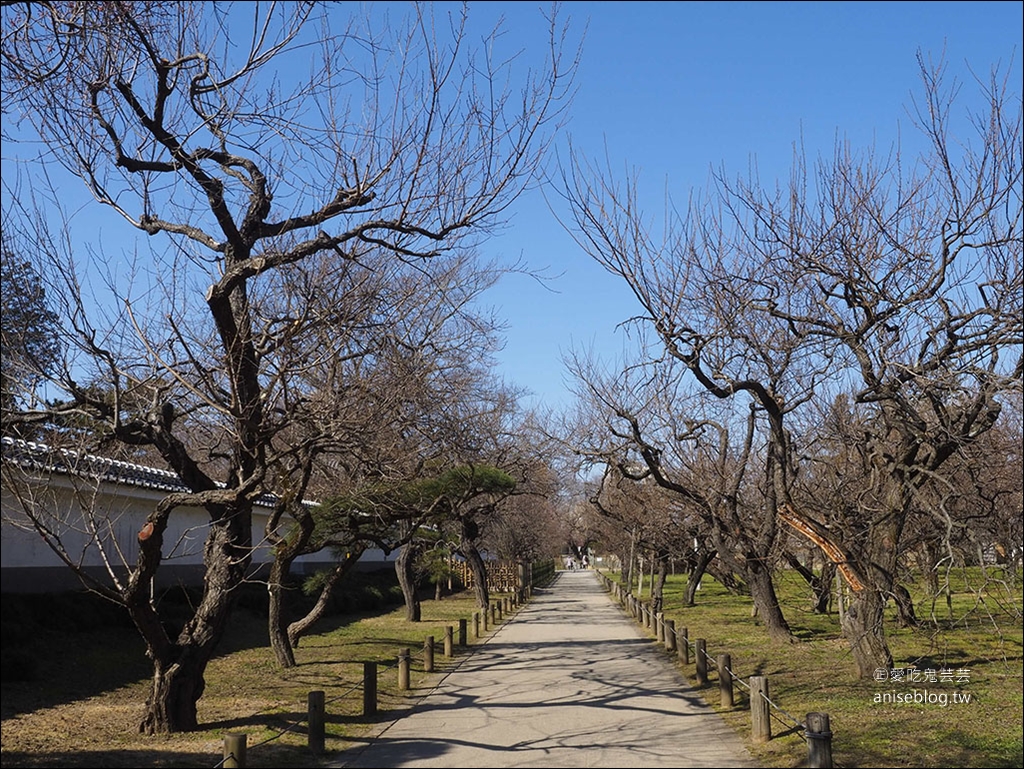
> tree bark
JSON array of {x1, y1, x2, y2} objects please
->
[
  {"x1": 651, "y1": 548, "x2": 669, "y2": 615},
  {"x1": 683, "y1": 549, "x2": 716, "y2": 606},
  {"x1": 842, "y1": 586, "x2": 894, "y2": 677},
  {"x1": 461, "y1": 542, "x2": 490, "y2": 610},
  {"x1": 706, "y1": 560, "x2": 748, "y2": 595},
  {"x1": 138, "y1": 652, "x2": 208, "y2": 734},
  {"x1": 784, "y1": 550, "x2": 835, "y2": 614},
  {"x1": 745, "y1": 557, "x2": 793, "y2": 643},
  {"x1": 268, "y1": 556, "x2": 298, "y2": 668},
  {"x1": 893, "y1": 583, "x2": 918, "y2": 628},
  {"x1": 467, "y1": 546, "x2": 490, "y2": 611},
  {"x1": 396, "y1": 542, "x2": 421, "y2": 622},
  {"x1": 132, "y1": 510, "x2": 250, "y2": 733},
  {"x1": 288, "y1": 556, "x2": 360, "y2": 647}
]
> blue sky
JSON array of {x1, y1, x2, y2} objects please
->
[
  {"x1": 449, "y1": 1, "x2": 1023, "y2": 413},
  {"x1": 3, "y1": 1, "x2": 1021, "y2": 417}
]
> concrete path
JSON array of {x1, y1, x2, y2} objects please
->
[{"x1": 330, "y1": 569, "x2": 760, "y2": 768}]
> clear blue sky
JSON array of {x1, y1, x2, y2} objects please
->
[
  {"x1": 4, "y1": 2, "x2": 1021, "y2": 417},
  {"x1": 450, "y1": 1, "x2": 1023, "y2": 413}
]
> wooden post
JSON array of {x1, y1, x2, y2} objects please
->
[
  {"x1": 491, "y1": 602, "x2": 498, "y2": 625},
  {"x1": 680, "y1": 627, "x2": 690, "y2": 665},
  {"x1": 445, "y1": 625, "x2": 454, "y2": 657},
  {"x1": 719, "y1": 653, "x2": 733, "y2": 708},
  {"x1": 655, "y1": 612, "x2": 664, "y2": 642},
  {"x1": 665, "y1": 619, "x2": 676, "y2": 652},
  {"x1": 696, "y1": 639, "x2": 708, "y2": 684},
  {"x1": 459, "y1": 618, "x2": 468, "y2": 646},
  {"x1": 398, "y1": 648, "x2": 410, "y2": 691},
  {"x1": 307, "y1": 690, "x2": 325, "y2": 754},
  {"x1": 424, "y1": 636, "x2": 434, "y2": 673},
  {"x1": 474, "y1": 612, "x2": 481, "y2": 637},
  {"x1": 806, "y1": 712, "x2": 833, "y2": 768},
  {"x1": 750, "y1": 676, "x2": 771, "y2": 742},
  {"x1": 223, "y1": 733, "x2": 247, "y2": 768},
  {"x1": 363, "y1": 662, "x2": 377, "y2": 716},
  {"x1": 483, "y1": 608, "x2": 489, "y2": 631}
]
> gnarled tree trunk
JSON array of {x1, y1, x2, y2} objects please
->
[
  {"x1": 784, "y1": 550, "x2": 836, "y2": 615},
  {"x1": 288, "y1": 553, "x2": 363, "y2": 647},
  {"x1": 842, "y1": 586, "x2": 894, "y2": 677},
  {"x1": 396, "y1": 542, "x2": 422, "y2": 622},
  {"x1": 745, "y1": 556, "x2": 793, "y2": 643},
  {"x1": 461, "y1": 542, "x2": 490, "y2": 611},
  {"x1": 268, "y1": 556, "x2": 298, "y2": 668},
  {"x1": 131, "y1": 511, "x2": 251, "y2": 733},
  {"x1": 683, "y1": 549, "x2": 716, "y2": 606}
]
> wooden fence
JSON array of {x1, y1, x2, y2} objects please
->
[
  {"x1": 597, "y1": 571, "x2": 836, "y2": 768},
  {"x1": 215, "y1": 595, "x2": 522, "y2": 768},
  {"x1": 452, "y1": 559, "x2": 525, "y2": 594}
]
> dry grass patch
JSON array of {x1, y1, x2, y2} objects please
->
[{"x1": 1, "y1": 590, "x2": 498, "y2": 769}]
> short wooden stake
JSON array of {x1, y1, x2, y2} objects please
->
[
  {"x1": 223, "y1": 733, "x2": 247, "y2": 768},
  {"x1": 719, "y1": 653, "x2": 733, "y2": 708},
  {"x1": 806, "y1": 711, "x2": 833, "y2": 768},
  {"x1": 307, "y1": 690, "x2": 325, "y2": 754},
  {"x1": 696, "y1": 639, "x2": 708, "y2": 684},
  {"x1": 665, "y1": 618, "x2": 677, "y2": 652},
  {"x1": 424, "y1": 636, "x2": 434, "y2": 673},
  {"x1": 363, "y1": 661, "x2": 377, "y2": 716},
  {"x1": 750, "y1": 675, "x2": 771, "y2": 742},
  {"x1": 398, "y1": 648, "x2": 410, "y2": 691},
  {"x1": 444, "y1": 625, "x2": 454, "y2": 657},
  {"x1": 680, "y1": 627, "x2": 690, "y2": 665},
  {"x1": 459, "y1": 618, "x2": 468, "y2": 646}
]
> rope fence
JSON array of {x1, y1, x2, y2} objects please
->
[
  {"x1": 197, "y1": 570, "x2": 839, "y2": 768},
  {"x1": 598, "y1": 572, "x2": 840, "y2": 769},
  {"x1": 204, "y1": 594, "x2": 521, "y2": 767}
]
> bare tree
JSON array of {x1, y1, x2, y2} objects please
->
[
  {"x1": 590, "y1": 463, "x2": 687, "y2": 615},
  {"x1": 1, "y1": 0, "x2": 577, "y2": 732},
  {"x1": 559, "y1": 54, "x2": 1021, "y2": 676},
  {"x1": 564, "y1": 349, "x2": 796, "y2": 640},
  {"x1": 485, "y1": 448, "x2": 566, "y2": 567},
  {"x1": 261, "y1": 249, "x2": 512, "y2": 665}
]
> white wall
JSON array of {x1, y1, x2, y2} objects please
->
[{"x1": 1, "y1": 469, "x2": 394, "y2": 593}]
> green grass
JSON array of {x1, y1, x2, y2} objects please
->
[
  {"x1": 604, "y1": 566, "x2": 1023, "y2": 768},
  {"x1": 0, "y1": 583, "x2": 514, "y2": 768},
  {"x1": 1, "y1": 565, "x2": 1019, "y2": 768}
]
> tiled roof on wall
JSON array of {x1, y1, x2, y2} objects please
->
[{"x1": 1, "y1": 436, "x2": 283, "y2": 507}]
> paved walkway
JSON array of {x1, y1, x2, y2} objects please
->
[{"x1": 330, "y1": 569, "x2": 760, "y2": 768}]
